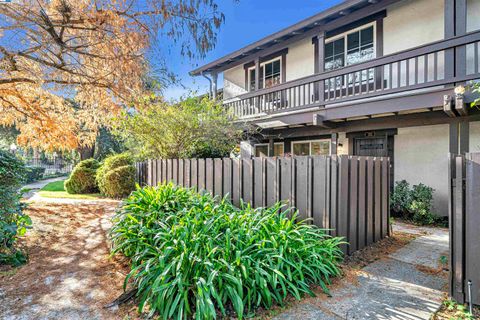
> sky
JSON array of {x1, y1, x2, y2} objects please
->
[{"x1": 162, "y1": 0, "x2": 343, "y2": 101}]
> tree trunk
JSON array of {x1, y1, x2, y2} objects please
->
[{"x1": 78, "y1": 146, "x2": 94, "y2": 160}]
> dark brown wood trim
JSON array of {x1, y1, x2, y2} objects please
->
[
  {"x1": 346, "y1": 129, "x2": 397, "y2": 139},
  {"x1": 376, "y1": 17, "x2": 383, "y2": 58},
  {"x1": 243, "y1": 48, "x2": 289, "y2": 70},
  {"x1": 326, "y1": 10, "x2": 387, "y2": 39}
]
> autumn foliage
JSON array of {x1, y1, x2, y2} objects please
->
[{"x1": 0, "y1": 0, "x2": 225, "y2": 150}]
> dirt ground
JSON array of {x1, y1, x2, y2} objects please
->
[
  {"x1": 0, "y1": 201, "x2": 138, "y2": 320},
  {"x1": 0, "y1": 200, "x2": 442, "y2": 320}
]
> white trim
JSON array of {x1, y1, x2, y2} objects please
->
[
  {"x1": 291, "y1": 139, "x2": 331, "y2": 156},
  {"x1": 247, "y1": 56, "x2": 283, "y2": 91},
  {"x1": 325, "y1": 21, "x2": 377, "y2": 68},
  {"x1": 254, "y1": 142, "x2": 285, "y2": 157}
]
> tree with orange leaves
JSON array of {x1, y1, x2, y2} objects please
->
[{"x1": 0, "y1": 0, "x2": 226, "y2": 151}]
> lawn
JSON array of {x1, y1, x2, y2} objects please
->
[{"x1": 38, "y1": 180, "x2": 103, "y2": 200}]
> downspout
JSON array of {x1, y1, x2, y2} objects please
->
[{"x1": 202, "y1": 72, "x2": 213, "y2": 99}]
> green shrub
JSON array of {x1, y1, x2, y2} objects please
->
[
  {"x1": 102, "y1": 165, "x2": 136, "y2": 198},
  {"x1": 410, "y1": 184, "x2": 436, "y2": 225},
  {"x1": 390, "y1": 180, "x2": 438, "y2": 225},
  {"x1": 97, "y1": 153, "x2": 135, "y2": 198},
  {"x1": 390, "y1": 180, "x2": 412, "y2": 217},
  {"x1": 24, "y1": 167, "x2": 46, "y2": 183},
  {"x1": 65, "y1": 159, "x2": 100, "y2": 194},
  {"x1": 0, "y1": 150, "x2": 31, "y2": 266},
  {"x1": 111, "y1": 184, "x2": 343, "y2": 319}
]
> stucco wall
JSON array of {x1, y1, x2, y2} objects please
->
[
  {"x1": 384, "y1": 0, "x2": 444, "y2": 55},
  {"x1": 469, "y1": 121, "x2": 480, "y2": 152},
  {"x1": 285, "y1": 37, "x2": 315, "y2": 82},
  {"x1": 394, "y1": 124, "x2": 449, "y2": 217},
  {"x1": 223, "y1": 64, "x2": 247, "y2": 100}
]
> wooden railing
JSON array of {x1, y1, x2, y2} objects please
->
[{"x1": 225, "y1": 30, "x2": 480, "y2": 118}]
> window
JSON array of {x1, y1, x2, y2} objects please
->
[
  {"x1": 292, "y1": 140, "x2": 330, "y2": 156},
  {"x1": 325, "y1": 38, "x2": 345, "y2": 71},
  {"x1": 248, "y1": 58, "x2": 282, "y2": 91},
  {"x1": 324, "y1": 25, "x2": 375, "y2": 71},
  {"x1": 254, "y1": 143, "x2": 285, "y2": 157}
]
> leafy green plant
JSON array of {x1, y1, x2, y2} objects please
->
[
  {"x1": 390, "y1": 180, "x2": 412, "y2": 217},
  {"x1": 442, "y1": 299, "x2": 475, "y2": 320},
  {"x1": 390, "y1": 180, "x2": 439, "y2": 225},
  {"x1": 65, "y1": 158, "x2": 100, "y2": 194},
  {"x1": 24, "y1": 166, "x2": 46, "y2": 183},
  {"x1": 0, "y1": 150, "x2": 31, "y2": 266},
  {"x1": 96, "y1": 153, "x2": 135, "y2": 198},
  {"x1": 409, "y1": 183, "x2": 435, "y2": 225},
  {"x1": 111, "y1": 184, "x2": 344, "y2": 319}
]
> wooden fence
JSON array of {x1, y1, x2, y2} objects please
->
[
  {"x1": 450, "y1": 152, "x2": 480, "y2": 305},
  {"x1": 135, "y1": 155, "x2": 390, "y2": 255}
]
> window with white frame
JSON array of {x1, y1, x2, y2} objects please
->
[
  {"x1": 248, "y1": 57, "x2": 282, "y2": 91},
  {"x1": 254, "y1": 143, "x2": 285, "y2": 157},
  {"x1": 325, "y1": 24, "x2": 375, "y2": 71},
  {"x1": 291, "y1": 140, "x2": 330, "y2": 156}
]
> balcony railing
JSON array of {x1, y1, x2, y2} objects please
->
[{"x1": 225, "y1": 30, "x2": 480, "y2": 119}]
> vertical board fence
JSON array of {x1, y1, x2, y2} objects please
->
[
  {"x1": 135, "y1": 155, "x2": 390, "y2": 255},
  {"x1": 449, "y1": 152, "x2": 480, "y2": 305}
]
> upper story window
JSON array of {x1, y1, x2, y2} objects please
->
[
  {"x1": 325, "y1": 24, "x2": 375, "y2": 71},
  {"x1": 248, "y1": 57, "x2": 282, "y2": 91}
]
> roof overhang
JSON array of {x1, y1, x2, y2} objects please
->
[{"x1": 190, "y1": 0, "x2": 398, "y2": 76}]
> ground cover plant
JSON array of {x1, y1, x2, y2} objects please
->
[
  {"x1": 111, "y1": 183, "x2": 344, "y2": 319},
  {"x1": 0, "y1": 150, "x2": 31, "y2": 266}
]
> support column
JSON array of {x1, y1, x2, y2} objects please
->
[
  {"x1": 330, "y1": 133, "x2": 338, "y2": 156},
  {"x1": 268, "y1": 138, "x2": 275, "y2": 157},
  {"x1": 211, "y1": 72, "x2": 218, "y2": 100}
]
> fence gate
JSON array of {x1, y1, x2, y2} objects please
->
[
  {"x1": 449, "y1": 152, "x2": 480, "y2": 305},
  {"x1": 136, "y1": 155, "x2": 390, "y2": 255}
]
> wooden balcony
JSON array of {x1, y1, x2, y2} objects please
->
[{"x1": 225, "y1": 30, "x2": 480, "y2": 120}]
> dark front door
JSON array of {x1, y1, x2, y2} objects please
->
[
  {"x1": 354, "y1": 137, "x2": 389, "y2": 157},
  {"x1": 353, "y1": 135, "x2": 395, "y2": 190}
]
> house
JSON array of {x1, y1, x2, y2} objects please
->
[{"x1": 190, "y1": 0, "x2": 480, "y2": 217}]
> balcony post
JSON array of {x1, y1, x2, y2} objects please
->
[
  {"x1": 254, "y1": 57, "x2": 261, "y2": 112},
  {"x1": 455, "y1": 0, "x2": 467, "y2": 80},
  {"x1": 317, "y1": 31, "x2": 325, "y2": 104},
  {"x1": 445, "y1": 0, "x2": 467, "y2": 83}
]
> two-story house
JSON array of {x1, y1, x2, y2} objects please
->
[{"x1": 190, "y1": 0, "x2": 480, "y2": 217}]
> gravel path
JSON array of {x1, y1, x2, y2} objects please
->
[{"x1": 0, "y1": 200, "x2": 137, "y2": 320}]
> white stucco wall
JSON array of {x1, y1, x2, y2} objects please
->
[
  {"x1": 223, "y1": 37, "x2": 314, "y2": 100},
  {"x1": 394, "y1": 124, "x2": 449, "y2": 217},
  {"x1": 223, "y1": 65, "x2": 247, "y2": 100},
  {"x1": 469, "y1": 121, "x2": 480, "y2": 152},
  {"x1": 384, "y1": 0, "x2": 444, "y2": 55},
  {"x1": 285, "y1": 37, "x2": 315, "y2": 82}
]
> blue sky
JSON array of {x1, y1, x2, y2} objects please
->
[{"x1": 162, "y1": 0, "x2": 343, "y2": 101}]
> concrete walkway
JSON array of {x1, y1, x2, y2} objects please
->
[
  {"x1": 275, "y1": 223, "x2": 449, "y2": 320},
  {"x1": 22, "y1": 177, "x2": 66, "y2": 199}
]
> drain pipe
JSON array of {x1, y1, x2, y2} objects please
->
[
  {"x1": 468, "y1": 280, "x2": 473, "y2": 315},
  {"x1": 202, "y1": 72, "x2": 213, "y2": 99}
]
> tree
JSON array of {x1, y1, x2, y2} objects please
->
[
  {"x1": 0, "y1": 0, "x2": 226, "y2": 151},
  {"x1": 112, "y1": 97, "x2": 244, "y2": 159}
]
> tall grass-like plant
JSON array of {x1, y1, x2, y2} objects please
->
[{"x1": 111, "y1": 183, "x2": 343, "y2": 319}]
